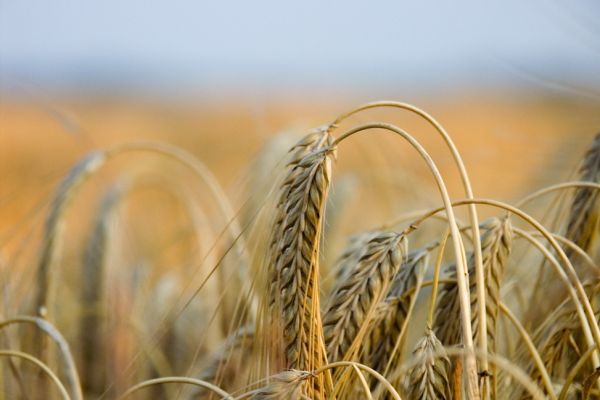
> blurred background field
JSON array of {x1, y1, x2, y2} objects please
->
[{"x1": 1, "y1": 1, "x2": 600, "y2": 397}]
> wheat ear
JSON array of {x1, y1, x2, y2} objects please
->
[
  {"x1": 323, "y1": 230, "x2": 407, "y2": 363},
  {"x1": 408, "y1": 328, "x2": 452, "y2": 400},
  {"x1": 264, "y1": 127, "x2": 334, "y2": 397},
  {"x1": 565, "y1": 133, "x2": 600, "y2": 258}
]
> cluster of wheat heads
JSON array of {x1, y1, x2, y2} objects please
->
[{"x1": 1, "y1": 102, "x2": 599, "y2": 399}]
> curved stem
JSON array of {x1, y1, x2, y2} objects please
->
[
  {"x1": 559, "y1": 345, "x2": 596, "y2": 400},
  {"x1": 427, "y1": 230, "x2": 450, "y2": 328},
  {"x1": 118, "y1": 377, "x2": 232, "y2": 399},
  {"x1": 391, "y1": 346, "x2": 545, "y2": 400},
  {"x1": 523, "y1": 230, "x2": 598, "y2": 272},
  {"x1": 498, "y1": 303, "x2": 555, "y2": 399},
  {"x1": 312, "y1": 361, "x2": 402, "y2": 400},
  {"x1": 329, "y1": 101, "x2": 488, "y2": 396},
  {"x1": 332, "y1": 122, "x2": 479, "y2": 398},
  {"x1": 0, "y1": 350, "x2": 71, "y2": 400},
  {"x1": 408, "y1": 198, "x2": 600, "y2": 357},
  {"x1": 517, "y1": 181, "x2": 600, "y2": 209},
  {"x1": 351, "y1": 364, "x2": 374, "y2": 400},
  {"x1": 0, "y1": 316, "x2": 82, "y2": 400},
  {"x1": 512, "y1": 228, "x2": 600, "y2": 373}
]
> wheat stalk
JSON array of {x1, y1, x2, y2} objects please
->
[{"x1": 245, "y1": 370, "x2": 312, "y2": 400}]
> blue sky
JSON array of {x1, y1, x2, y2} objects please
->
[{"x1": 0, "y1": 0, "x2": 599, "y2": 94}]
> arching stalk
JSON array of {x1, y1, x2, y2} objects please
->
[{"x1": 331, "y1": 122, "x2": 479, "y2": 399}]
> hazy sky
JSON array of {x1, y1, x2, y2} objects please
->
[{"x1": 0, "y1": 0, "x2": 599, "y2": 94}]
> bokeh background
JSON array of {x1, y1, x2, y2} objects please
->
[
  {"x1": 1, "y1": 0, "x2": 600, "y2": 259},
  {"x1": 1, "y1": 2, "x2": 600, "y2": 396}
]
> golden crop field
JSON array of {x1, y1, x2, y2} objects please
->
[{"x1": 0, "y1": 91, "x2": 599, "y2": 399}]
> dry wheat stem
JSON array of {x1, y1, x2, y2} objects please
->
[
  {"x1": 428, "y1": 230, "x2": 450, "y2": 327},
  {"x1": 332, "y1": 122, "x2": 479, "y2": 399},
  {"x1": 559, "y1": 346, "x2": 597, "y2": 400},
  {"x1": 498, "y1": 303, "x2": 555, "y2": 399},
  {"x1": 513, "y1": 229, "x2": 599, "y2": 367},
  {"x1": 0, "y1": 316, "x2": 82, "y2": 400},
  {"x1": 0, "y1": 350, "x2": 71, "y2": 400},
  {"x1": 312, "y1": 361, "x2": 402, "y2": 400},
  {"x1": 329, "y1": 101, "x2": 488, "y2": 397},
  {"x1": 521, "y1": 231, "x2": 598, "y2": 272},
  {"x1": 118, "y1": 377, "x2": 233, "y2": 400},
  {"x1": 516, "y1": 181, "x2": 600, "y2": 209},
  {"x1": 234, "y1": 370, "x2": 312, "y2": 400},
  {"x1": 408, "y1": 198, "x2": 600, "y2": 354}
]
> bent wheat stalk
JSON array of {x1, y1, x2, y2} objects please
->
[
  {"x1": 329, "y1": 101, "x2": 488, "y2": 394},
  {"x1": 331, "y1": 122, "x2": 478, "y2": 398}
]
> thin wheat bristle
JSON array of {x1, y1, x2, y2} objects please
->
[
  {"x1": 265, "y1": 127, "x2": 335, "y2": 387},
  {"x1": 408, "y1": 328, "x2": 452, "y2": 400},
  {"x1": 323, "y1": 230, "x2": 407, "y2": 362}
]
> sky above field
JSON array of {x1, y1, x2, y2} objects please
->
[{"x1": 0, "y1": 0, "x2": 599, "y2": 95}]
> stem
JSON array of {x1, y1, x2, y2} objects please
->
[
  {"x1": 312, "y1": 361, "x2": 402, "y2": 400},
  {"x1": 0, "y1": 317, "x2": 82, "y2": 400},
  {"x1": 410, "y1": 198, "x2": 600, "y2": 354},
  {"x1": 330, "y1": 101, "x2": 487, "y2": 397},
  {"x1": 332, "y1": 122, "x2": 479, "y2": 399},
  {"x1": 516, "y1": 181, "x2": 600, "y2": 209},
  {"x1": 427, "y1": 230, "x2": 450, "y2": 327},
  {"x1": 0, "y1": 350, "x2": 71, "y2": 400},
  {"x1": 118, "y1": 377, "x2": 232, "y2": 399},
  {"x1": 498, "y1": 303, "x2": 555, "y2": 399}
]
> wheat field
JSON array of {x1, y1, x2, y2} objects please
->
[{"x1": 0, "y1": 93, "x2": 599, "y2": 399}]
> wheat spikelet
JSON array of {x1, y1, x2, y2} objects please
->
[
  {"x1": 366, "y1": 249, "x2": 428, "y2": 372},
  {"x1": 434, "y1": 217, "x2": 512, "y2": 349},
  {"x1": 408, "y1": 328, "x2": 452, "y2": 400},
  {"x1": 328, "y1": 231, "x2": 380, "y2": 291},
  {"x1": 323, "y1": 230, "x2": 407, "y2": 363},
  {"x1": 249, "y1": 370, "x2": 312, "y2": 399},
  {"x1": 80, "y1": 182, "x2": 125, "y2": 394},
  {"x1": 264, "y1": 126, "x2": 334, "y2": 397},
  {"x1": 35, "y1": 150, "x2": 107, "y2": 319},
  {"x1": 192, "y1": 326, "x2": 254, "y2": 399},
  {"x1": 565, "y1": 133, "x2": 600, "y2": 258}
]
